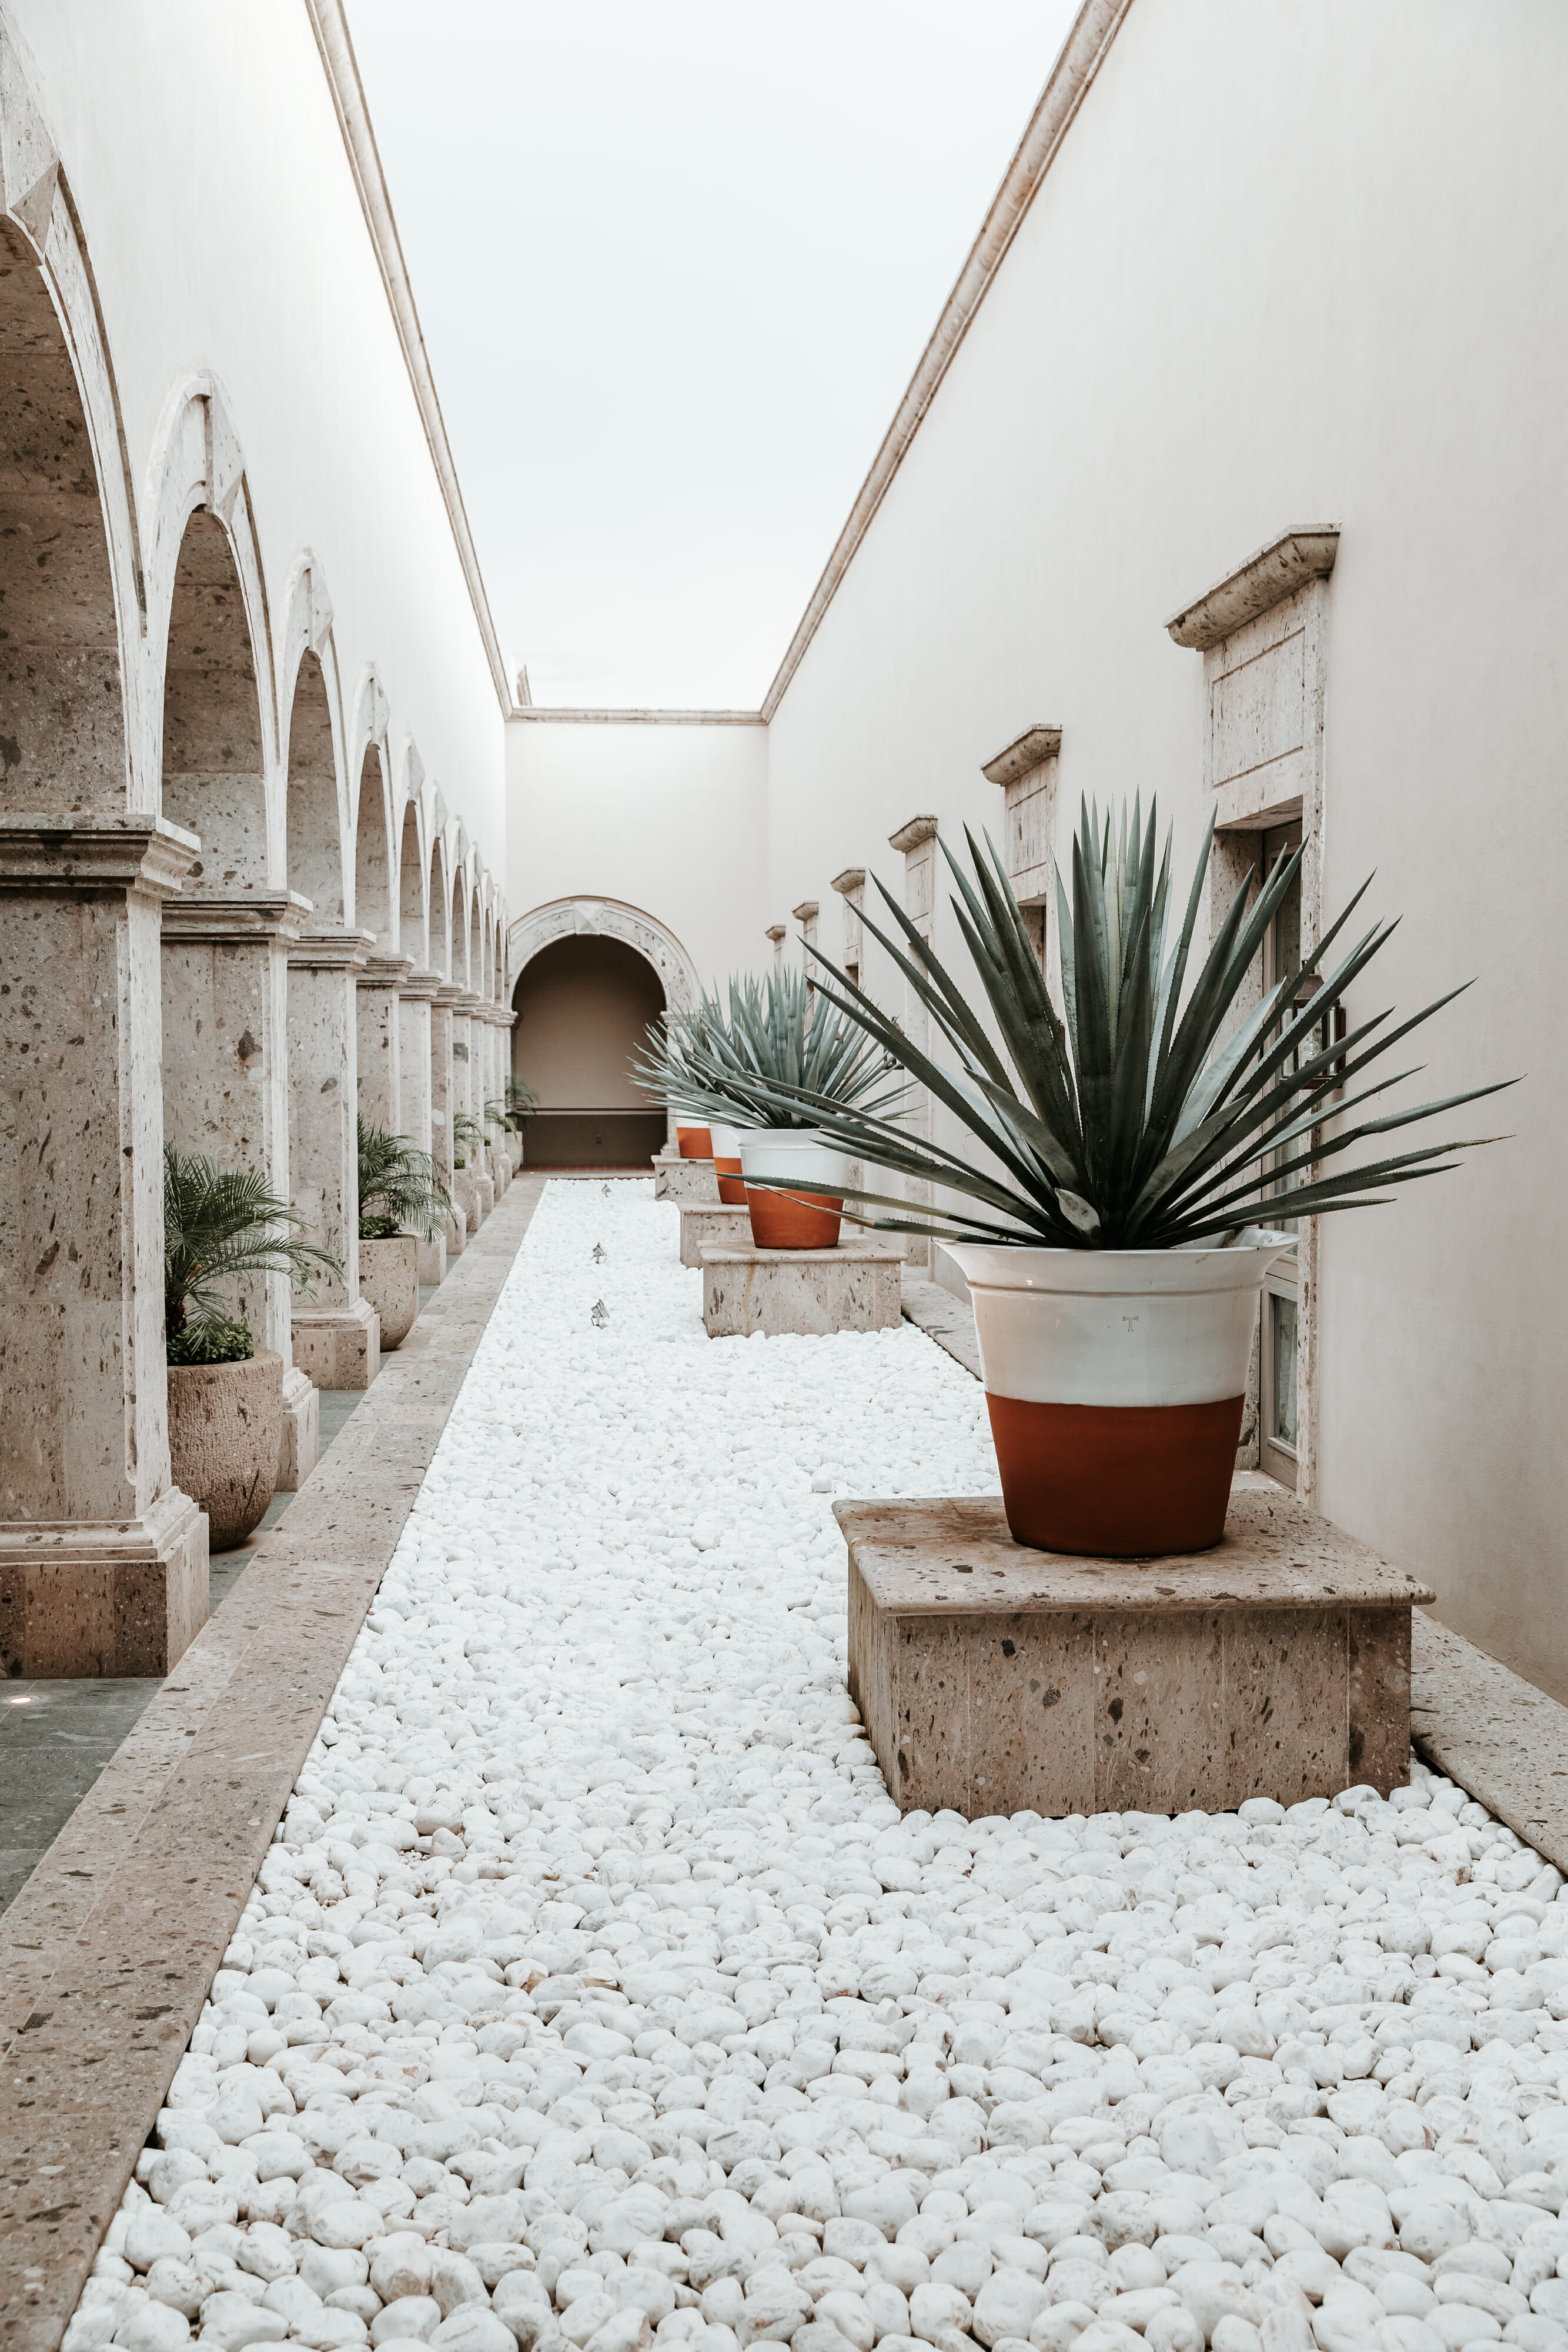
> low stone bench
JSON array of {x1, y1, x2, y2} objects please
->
[
  {"x1": 701, "y1": 1238, "x2": 905, "y2": 1337},
  {"x1": 679, "y1": 1202, "x2": 753, "y2": 1267},
  {"x1": 837, "y1": 1478, "x2": 1435, "y2": 1819},
  {"x1": 653, "y1": 1151, "x2": 720, "y2": 1204}
]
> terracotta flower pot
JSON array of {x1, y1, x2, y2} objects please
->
[
  {"x1": 710, "y1": 1120, "x2": 747, "y2": 1205},
  {"x1": 947, "y1": 1235, "x2": 1291, "y2": 1556},
  {"x1": 676, "y1": 1123, "x2": 714, "y2": 1160},
  {"x1": 739, "y1": 1128, "x2": 847, "y2": 1250},
  {"x1": 166, "y1": 1349, "x2": 283, "y2": 1552},
  {"x1": 360, "y1": 1234, "x2": 419, "y2": 1349}
]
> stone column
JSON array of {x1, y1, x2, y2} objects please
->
[
  {"x1": 890, "y1": 816, "x2": 940, "y2": 1274},
  {"x1": 287, "y1": 928, "x2": 380, "y2": 1389},
  {"x1": 0, "y1": 816, "x2": 208, "y2": 1676},
  {"x1": 356, "y1": 953, "x2": 413, "y2": 1136},
  {"x1": 399, "y1": 968, "x2": 444, "y2": 1283},
  {"x1": 161, "y1": 890, "x2": 320, "y2": 1489},
  {"x1": 432, "y1": 983, "x2": 464, "y2": 1257},
  {"x1": 487, "y1": 1014, "x2": 511, "y2": 1195},
  {"x1": 460, "y1": 992, "x2": 494, "y2": 1218}
]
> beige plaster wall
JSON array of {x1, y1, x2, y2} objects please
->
[{"x1": 762, "y1": 0, "x2": 1568, "y2": 1694}]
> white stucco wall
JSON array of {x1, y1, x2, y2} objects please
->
[
  {"x1": 764, "y1": 0, "x2": 1568, "y2": 1691},
  {"x1": 506, "y1": 720, "x2": 770, "y2": 1002},
  {"x1": 9, "y1": 0, "x2": 504, "y2": 897}
]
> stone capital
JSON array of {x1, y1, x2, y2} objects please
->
[
  {"x1": 888, "y1": 815, "x2": 939, "y2": 855},
  {"x1": 0, "y1": 813, "x2": 199, "y2": 900},
  {"x1": 161, "y1": 888, "x2": 311, "y2": 946},
  {"x1": 831, "y1": 868, "x2": 867, "y2": 896},
  {"x1": 434, "y1": 983, "x2": 467, "y2": 1009},
  {"x1": 358, "y1": 952, "x2": 416, "y2": 992},
  {"x1": 399, "y1": 966, "x2": 445, "y2": 1004},
  {"x1": 287, "y1": 925, "x2": 376, "y2": 973}
]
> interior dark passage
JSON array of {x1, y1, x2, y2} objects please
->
[{"x1": 513, "y1": 934, "x2": 667, "y2": 1168}]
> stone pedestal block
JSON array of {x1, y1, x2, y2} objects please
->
[
  {"x1": 278, "y1": 1365, "x2": 320, "y2": 1489},
  {"x1": 678, "y1": 1203, "x2": 754, "y2": 1267},
  {"x1": 838, "y1": 1482, "x2": 1436, "y2": 1819},
  {"x1": 476, "y1": 1173, "x2": 495, "y2": 1221},
  {"x1": 653, "y1": 1151, "x2": 720, "y2": 1204},
  {"x1": 291, "y1": 1297, "x2": 380, "y2": 1391},
  {"x1": 417, "y1": 1232, "x2": 447, "y2": 1285},
  {"x1": 0, "y1": 1486, "x2": 209, "y2": 1678},
  {"x1": 701, "y1": 1239, "x2": 905, "y2": 1337}
]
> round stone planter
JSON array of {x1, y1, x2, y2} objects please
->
[
  {"x1": 710, "y1": 1119, "x2": 747, "y2": 1205},
  {"x1": 676, "y1": 1122, "x2": 714, "y2": 1160},
  {"x1": 360, "y1": 1234, "x2": 419, "y2": 1349},
  {"x1": 947, "y1": 1233, "x2": 1292, "y2": 1556},
  {"x1": 166, "y1": 1349, "x2": 283, "y2": 1552},
  {"x1": 739, "y1": 1127, "x2": 847, "y2": 1249}
]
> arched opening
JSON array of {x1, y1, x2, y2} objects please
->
[
  {"x1": 161, "y1": 511, "x2": 266, "y2": 878},
  {"x1": 450, "y1": 874, "x2": 466, "y2": 988},
  {"x1": 429, "y1": 841, "x2": 448, "y2": 975},
  {"x1": 353, "y1": 746, "x2": 392, "y2": 949},
  {"x1": 286, "y1": 650, "x2": 342, "y2": 921},
  {"x1": 513, "y1": 934, "x2": 667, "y2": 1168},
  {"x1": 398, "y1": 802, "x2": 424, "y2": 965}
]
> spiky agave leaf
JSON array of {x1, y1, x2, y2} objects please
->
[
  {"x1": 163, "y1": 1147, "x2": 342, "y2": 1341},
  {"x1": 634, "y1": 967, "x2": 907, "y2": 1133},
  {"x1": 356, "y1": 1119, "x2": 455, "y2": 1241},
  {"x1": 723, "y1": 798, "x2": 1513, "y2": 1249}
]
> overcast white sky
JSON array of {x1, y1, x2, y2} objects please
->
[{"x1": 346, "y1": 2, "x2": 1079, "y2": 709}]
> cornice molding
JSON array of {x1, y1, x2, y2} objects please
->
[
  {"x1": 1166, "y1": 529, "x2": 1341, "y2": 652},
  {"x1": 982, "y1": 724, "x2": 1062, "y2": 788},
  {"x1": 758, "y1": 0, "x2": 1135, "y2": 723},
  {"x1": 303, "y1": 1, "x2": 514, "y2": 718}
]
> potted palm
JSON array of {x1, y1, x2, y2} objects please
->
[
  {"x1": 747, "y1": 799, "x2": 1507, "y2": 1554},
  {"x1": 636, "y1": 972, "x2": 906, "y2": 1247},
  {"x1": 163, "y1": 1148, "x2": 340, "y2": 1549},
  {"x1": 357, "y1": 1120, "x2": 454, "y2": 1348},
  {"x1": 451, "y1": 1110, "x2": 485, "y2": 1231},
  {"x1": 487, "y1": 1080, "x2": 537, "y2": 1175}
]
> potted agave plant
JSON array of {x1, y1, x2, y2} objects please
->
[
  {"x1": 751, "y1": 798, "x2": 1506, "y2": 1555},
  {"x1": 636, "y1": 1003, "x2": 742, "y2": 1200},
  {"x1": 357, "y1": 1120, "x2": 454, "y2": 1348},
  {"x1": 637, "y1": 971, "x2": 905, "y2": 1247},
  {"x1": 163, "y1": 1148, "x2": 339, "y2": 1549}
]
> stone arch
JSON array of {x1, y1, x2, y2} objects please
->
[
  {"x1": 429, "y1": 828, "x2": 450, "y2": 977},
  {"x1": 397, "y1": 787, "x2": 425, "y2": 968},
  {"x1": 450, "y1": 861, "x2": 467, "y2": 991},
  {"x1": 277, "y1": 556, "x2": 345, "y2": 922},
  {"x1": 507, "y1": 896, "x2": 700, "y2": 1014},
  {"x1": 510, "y1": 908, "x2": 673, "y2": 1170},
  {"x1": 349, "y1": 668, "x2": 393, "y2": 950},
  {"x1": 145, "y1": 376, "x2": 278, "y2": 856}
]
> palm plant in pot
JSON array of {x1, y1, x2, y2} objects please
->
[
  {"x1": 357, "y1": 1120, "x2": 454, "y2": 1349},
  {"x1": 636, "y1": 970, "x2": 907, "y2": 1246},
  {"x1": 450, "y1": 1108, "x2": 486, "y2": 1231},
  {"x1": 747, "y1": 799, "x2": 1508, "y2": 1554},
  {"x1": 164, "y1": 1147, "x2": 340, "y2": 1549},
  {"x1": 487, "y1": 1077, "x2": 538, "y2": 1172}
]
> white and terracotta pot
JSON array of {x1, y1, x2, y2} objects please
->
[
  {"x1": 710, "y1": 1119, "x2": 747, "y2": 1206},
  {"x1": 675, "y1": 1122, "x2": 713, "y2": 1161},
  {"x1": 166, "y1": 1348, "x2": 283, "y2": 1552},
  {"x1": 739, "y1": 1127, "x2": 848, "y2": 1250},
  {"x1": 360, "y1": 1234, "x2": 419, "y2": 1349},
  {"x1": 947, "y1": 1233, "x2": 1291, "y2": 1557}
]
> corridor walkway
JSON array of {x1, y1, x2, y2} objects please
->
[{"x1": 69, "y1": 1187, "x2": 1568, "y2": 2352}]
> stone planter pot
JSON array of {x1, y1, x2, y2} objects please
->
[
  {"x1": 453, "y1": 1170, "x2": 480, "y2": 1232},
  {"x1": 676, "y1": 1122, "x2": 714, "y2": 1160},
  {"x1": 360, "y1": 1234, "x2": 419, "y2": 1349},
  {"x1": 167, "y1": 1349, "x2": 283, "y2": 1552},
  {"x1": 507, "y1": 1132, "x2": 524, "y2": 1172},
  {"x1": 739, "y1": 1127, "x2": 847, "y2": 1250},
  {"x1": 946, "y1": 1233, "x2": 1291, "y2": 1557},
  {"x1": 710, "y1": 1119, "x2": 747, "y2": 1205}
]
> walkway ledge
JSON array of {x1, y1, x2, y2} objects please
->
[{"x1": 0, "y1": 1177, "x2": 545, "y2": 2352}]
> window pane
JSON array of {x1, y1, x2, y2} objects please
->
[{"x1": 1270, "y1": 1291, "x2": 1298, "y2": 1451}]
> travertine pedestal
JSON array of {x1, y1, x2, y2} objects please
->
[
  {"x1": 838, "y1": 1484, "x2": 1436, "y2": 1818},
  {"x1": 679, "y1": 1203, "x2": 753, "y2": 1267},
  {"x1": 701, "y1": 1239, "x2": 905, "y2": 1337},
  {"x1": 653, "y1": 1152, "x2": 720, "y2": 1204}
]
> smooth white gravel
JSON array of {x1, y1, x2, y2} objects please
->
[{"x1": 69, "y1": 1183, "x2": 1568, "y2": 2352}]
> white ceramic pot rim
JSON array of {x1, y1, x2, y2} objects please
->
[
  {"x1": 709, "y1": 1120, "x2": 743, "y2": 1156},
  {"x1": 948, "y1": 1227, "x2": 1293, "y2": 1299},
  {"x1": 738, "y1": 1127, "x2": 848, "y2": 1185}
]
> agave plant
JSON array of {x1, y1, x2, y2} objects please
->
[
  {"x1": 633, "y1": 968, "x2": 905, "y2": 1133},
  {"x1": 357, "y1": 1119, "x2": 455, "y2": 1242},
  {"x1": 736, "y1": 797, "x2": 1509, "y2": 1249},
  {"x1": 165, "y1": 1147, "x2": 341, "y2": 1362}
]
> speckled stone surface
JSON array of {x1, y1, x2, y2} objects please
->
[
  {"x1": 677, "y1": 1200, "x2": 753, "y2": 1267},
  {"x1": 840, "y1": 1485, "x2": 1435, "y2": 1819},
  {"x1": 1412, "y1": 1611, "x2": 1568, "y2": 1872},
  {"x1": 357, "y1": 1234, "x2": 419, "y2": 1349},
  {"x1": 165, "y1": 1349, "x2": 282, "y2": 1552},
  {"x1": 0, "y1": 1178, "x2": 544, "y2": 2351},
  {"x1": 701, "y1": 1238, "x2": 907, "y2": 1337},
  {"x1": 651, "y1": 1150, "x2": 720, "y2": 1203},
  {"x1": 900, "y1": 1270, "x2": 983, "y2": 1379}
]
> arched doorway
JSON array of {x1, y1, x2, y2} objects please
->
[{"x1": 513, "y1": 934, "x2": 668, "y2": 1168}]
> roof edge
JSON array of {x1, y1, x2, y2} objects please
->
[
  {"x1": 304, "y1": 0, "x2": 515, "y2": 719},
  {"x1": 758, "y1": 0, "x2": 1136, "y2": 726}
]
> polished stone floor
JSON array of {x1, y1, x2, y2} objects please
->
[{"x1": 0, "y1": 1347, "x2": 409, "y2": 1914}]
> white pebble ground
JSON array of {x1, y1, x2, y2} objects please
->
[{"x1": 71, "y1": 1184, "x2": 1568, "y2": 2352}]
